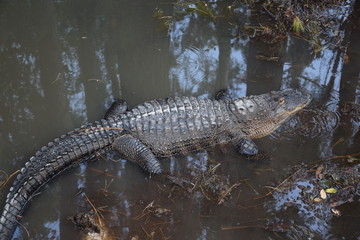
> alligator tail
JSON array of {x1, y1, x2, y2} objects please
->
[{"x1": 0, "y1": 118, "x2": 122, "y2": 239}]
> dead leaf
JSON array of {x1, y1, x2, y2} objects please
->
[
  {"x1": 320, "y1": 189, "x2": 327, "y2": 199},
  {"x1": 331, "y1": 208, "x2": 341, "y2": 216},
  {"x1": 315, "y1": 165, "x2": 324, "y2": 179}
]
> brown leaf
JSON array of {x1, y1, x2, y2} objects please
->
[{"x1": 315, "y1": 165, "x2": 324, "y2": 179}]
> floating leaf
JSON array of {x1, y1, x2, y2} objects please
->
[
  {"x1": 325, "y1": 188, "x2": 337, "y2": 194},
  {"x1": 314, "y1": 197, "x2": 322, "y2": 203},
  {"x1": 320, "y1": 189, "x2": 327, "y2": 199}
]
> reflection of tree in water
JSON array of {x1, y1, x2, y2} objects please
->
[
  {"x1": 168, "y1": 0, "x2": 248, "y2": 97},
  {"x1": 168, "y1": 14, "x2": 218, "y2": 96},
  {"x1": 333, "y1": 0, "x2": 360, "y2": 157},
  {"x1": 265, "y1": 2, "x2": 360, "y2": 237}
]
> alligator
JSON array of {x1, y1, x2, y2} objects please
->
[{"x1": 0, "y1": 88, "x2": 311, "y2": 239}]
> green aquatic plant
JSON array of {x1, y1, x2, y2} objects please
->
[
  {"x1": 177, "y1": 0, "x2": 218, "y2": 21},
  {"x1": 153, "y1": 8, "x2": 174, "y2": 34},
  {"x1": 292, "y1": 16, "x2": 304, "y2": 32}
]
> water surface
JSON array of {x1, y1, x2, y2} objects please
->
[{"x1": 0, "y1": 1, "x2": 359, "y2": 239}]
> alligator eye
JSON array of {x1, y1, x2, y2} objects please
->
[{"x1": 279, "y1": 97, "x2": 285, "y2": 104}]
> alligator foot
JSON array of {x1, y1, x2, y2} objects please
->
[
  {"x1": 113, "y1": 134, "x2": 162, "y2": 174},
  {"x1": 233, "y1": 137, "x2": 259, "y2": 155}
]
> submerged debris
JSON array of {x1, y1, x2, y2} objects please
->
[
  {"x1": 69, "y1": 191, "x2": 110, "y2": 240},
  {"x1": 130, "y1": 200, "x2": 176, "y2": 240},
  {"x1": 69, "y1": 210, "x2": 109, "y2": 240},
  {"x1": 265, "y1": 156, "x2": 359, "y2": 238},
  {"x1": 69, "y1": 210, "x2": 100, "y2": 234},
  {"x1": 240, "y1": 0, "x2": 354, "y2": 53},
  {"x1": 167, "y1": 163, "x2": 240, "y2": 204},
  {"x1": 134, "y1": 200, "x2": 172, "y2": 220},
  {"x1": 155, "y1": 0, "x2": 355, "y2": 53}
]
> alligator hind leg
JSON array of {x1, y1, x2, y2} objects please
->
[
  {"x1": 113, "y1": 134, "x2": 162, "y2": 174},
  {"x1": 232, "y1": 137, "x2": 258, "y2": 155},
  {"x1": 105, "y1": 100, "x2": 129, "y2": 119}
]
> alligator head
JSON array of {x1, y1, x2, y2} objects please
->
[{"x1": 230, "y1": 88, "x2": 312, "y2": 138}]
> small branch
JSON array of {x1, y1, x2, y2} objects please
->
[
  {"x1": 0, "y1": 170, "x2": 20, "y2": 189},
  {"x1": 84, "y1": 193, "x2": 104, "y2": 228}
]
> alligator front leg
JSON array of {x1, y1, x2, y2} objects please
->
[
  {"x1": 216, "y1": 90, "x2": 258, "y2": 155},
  {"x1": 232, "y1": 137, "x2": 259, "y2": 155},
  {"x1": 113, "y1": 134, "x2": 162, "y2": 174}
]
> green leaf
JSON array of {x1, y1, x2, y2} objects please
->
[{"x1": 325, "y1": 188, "x2": 337, "y2": 194}]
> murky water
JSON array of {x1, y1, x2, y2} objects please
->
[{"x1": 0, "y1": 1, "x2": 359, "y2": 239}]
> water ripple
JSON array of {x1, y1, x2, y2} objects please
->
[
  {"x1": 171, "y1": 46, "x2": 209, "y2": 91},
  {"x1": 271, "y1": 108, "x2": 340, "y2": 140}
]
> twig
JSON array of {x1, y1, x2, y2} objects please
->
[
  {"x1": 51, "y1": 73, "x2": 62, "y2": 84},
  {"x1": 159, "y1": 227, "x2": 170, "y2": 240},
  {"x1": 218, "y1": 182, "x2": 241, "y2": 205},
  {"x1": 262, "y1": 6, "x2": 276, "y2": 19},
  {"x1": 143, "y1": 201, "x2": 155, "y2": 213},
  {"x1": 221, "y1": 225, "x2": 263, "y2": 230},
  {"x1": 326, "y1": 152, "x2": 360, "y2": 160},
  {"x1": 133, "y1": 201, "x2": 155, "y2": 220},
  {"x1": 253, "y1": 168, "x2": 302, "y2": 200},
  {"x1": 141, "y1": 225, "x2": 152, "y2": 239},
  {"x1": 244, "y1": 180, "x2": 260, "y2": 195},
  {"x1": 0, "y1": 170, "x2": 20, "y2": 188},
  {"x1": 15, "y1": 219, "x2": 30, "y2": 238},
  {"x1": 84, "y1": 193, "x2": 104, "y2": 228},
  {"x1": 207, "y1": 163, "x2": 221, "y2": 175},
  {"x1": 89, "y1": 168, "x2": 120, "y2": 179}
]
